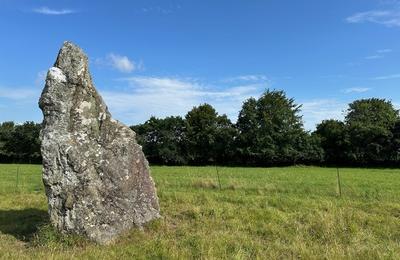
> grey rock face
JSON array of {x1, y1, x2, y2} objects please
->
[{"x1": 39, "y1": 42, "x2": 160, "y2": 244}]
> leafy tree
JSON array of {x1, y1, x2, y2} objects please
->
[
  {"x1": 314, "y1": 119, "x2": 349, "y2": 164},
  {"x1": 391, "y1": 121, "x2": 400, "y2": 163},
  {"x1": 132, "y1": 116, "x2": 187, "y2": 165},
  {"x1": 235, "y1": 98, "x2": 259, "y2": 164},
  {"x1": 236, "y1": 90, "x2": 309, "y2": 165},
  {"x1": 257, "y1": 90, "x2": 305, "y2": 164},
  {"x1": 346, "y1": 98, "x2": 399, "y2": 129},
  {"x1": 185, "y1": 103, "x2": 235, "y2": 164},
  {"x1": 0, "y1": 121, "x2": 15, "y2": 162},
  {"x1": 298, "y1": 132, "x2": 324, "y2": 164},
  {"x1": 214, "y1": 114, "x2": 238, "y2": 164},
  {"x1": 1, "y1": 121, "x2": 41, "y2": 163},
  {"x1": 345, "y1": 99, "x2": 399, "y2": 164},
  {"x1": 1, "y1": 94, "x2": 399, "y2": 167}
]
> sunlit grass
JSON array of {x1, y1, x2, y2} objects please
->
[{"x1": 0, "y1": 164, "x2": 399, "y2": 259}]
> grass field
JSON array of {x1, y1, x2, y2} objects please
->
[{"x1": 0, "y1": 164, "x2": 399, "y2": 259}]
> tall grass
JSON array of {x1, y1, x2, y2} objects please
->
[{"x1": 0, "y1": 164, "x2": 399, "y2": 259}]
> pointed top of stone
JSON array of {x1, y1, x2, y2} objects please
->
[{"x1": 54, "y1": 41, "x2": 89, "y2": 84}]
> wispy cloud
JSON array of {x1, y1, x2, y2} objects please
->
[
  {"x1": 358, "y1": 49, "x2": 392, "y2": 63},
  {"x1": 100, "y1": 76, "x2": 353, "y2": 130},
  {"x1": 35, "y1": 70, "x2": 47, "y2": 87},
  {"x1": 372, "y1": 73, "x2": 400, "y2": 80},
  {"x1": 100, "y1": 76, "x2": 266, "y2": 124},
  {"x1": 107, "y1": 54, "x2": 136, "y2": 73},
  {"x1": 0, "y1": 86, "x2": 38, "y2": 100},
  {"x1": 377, "y1": 49, "x2": 393, "y2": 53},
  {"x1": 33, "y1": 6, "x2": 76, "y2": 15},
  {"x1": 139, "y1": 4, "x2": 182, "y2": 14},
  {"x1": 221, "y1": 74, "x2": 269, "y2": 83},
  {"x1": 365, "y1": 55, "x2": 384, "y2": 60},
  {"x1": 301, "y1": 99, "x2": 346, "y2": 130},
  {"x1": 346, "y1": 10, "x2": 400, "y2": 27},
  {"x1": 342, "y1": 87, "x2": 371, "y2": 93},
  {"x1": 96, "y1": 53, "x2": 140, "y2": 73}
]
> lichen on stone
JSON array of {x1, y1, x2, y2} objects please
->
[{"x1": 39, "y1": 41, "x2": 160, "y2": 244}]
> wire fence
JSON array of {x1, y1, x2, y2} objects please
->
[{"x1": 0, "y1": 164, "x2": 395, "y2": 201}]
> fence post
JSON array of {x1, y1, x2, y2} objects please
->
[
  {"x1": 215, "y1": 165, "x2": 222, "y2": 190},
  {"x1": 337, "y1": 168, "x2": 342, "y2": 197},
  {"x1": 16, "y1": 166, "x2": 20, "y2": 191}
]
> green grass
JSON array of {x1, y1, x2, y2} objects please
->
[{"x1": 0, "y1": 164, "x2": 399, "y2": 259}]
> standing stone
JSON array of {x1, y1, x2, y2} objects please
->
[{"x1": 39, "y1": 42, "x2": 160, "y2": 244}]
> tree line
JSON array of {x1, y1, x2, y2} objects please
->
[
  {"x1": 1, "y1": 89, "x2": 399, "y2": 166},
  {"x1": 132, "y1": 90, "x2": 400, "y2": 166},
  {"x1": 0, "y1": 121, "x2": 41, "y2": 163}
]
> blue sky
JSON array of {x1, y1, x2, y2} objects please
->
[{"x1": 1, "y1": 0, "x2": 399, "y2": 130}]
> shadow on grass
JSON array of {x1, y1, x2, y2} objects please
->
[{"x1": 0, "y1": 208, "x2": 48, "y2": 241}]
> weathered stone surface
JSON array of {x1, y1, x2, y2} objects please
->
[{"x1": 39, "y1": 42, "x2": 160, "y2": 244}]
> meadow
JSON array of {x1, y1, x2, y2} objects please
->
[{"x1": 0, "y1": 164, "x2": 399, "y2": 259}]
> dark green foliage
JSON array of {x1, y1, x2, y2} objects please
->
[
  {"x1": 184, "y1": 104, "x2": 219, "y2": 164},
  {"x1": 185, "y1": 104, "x2": 236, "y2": 164},
  {"x1": 315, "y1": 120, "x2": 349, "y2": 164},
  {"x1": 1, "y1": 92, "x2": 399, "y2": 166},
  {"x1": 235, "y1": 98, "x2": 259, "y2": 164},
  {"x1": 131, "y1": 104, "x2": 238, "y2": 165},
  {"x1": 345, "y1": 99, "x2": 399, "y2": 164},
  {"x1": 131, "y1": 116, "x2": 187, "y2": 165},
  {"x1": 391, "y1": 121, "x2": 400, "y2": 162},
  {"x1": 255, "y1": 90, "x2": 306, "y2": 164},
  {"x1": 0, "y1": 122, "x2": 15, "y2": 162},
  {"x1": 132, "y1": 104, "x2": 238, "y2": 165},
  {"x1": 133, "y1": 92, "x2": 400, "y2": 166},
  {"x1": 345, "y1": 98, "x2": 399, "y2": 129},
  {"x1": 314, "y1": 98, "x2": 400, "y2": 166},
  {"x1": 235, "y1": 90, "x2": 322, "y2": 165},
  {"x1": 0, "y1": 121, "x2": 41, "y2": 163},
  {"x1": 297, "y1": 132, "x2": 324, "y2": 164},
  {"x1": 213, "y1": 114, "x2": 238, "y2": 164},
  {"x1": 133, "y1": 90, "x2": 323, "y2": 166}
]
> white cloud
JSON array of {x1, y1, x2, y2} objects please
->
[
  {"x1": 300, "y1": 99, "x2": 346, "y2": 130},
  {"x1": 35, "y1": 70, "x2": 47, "y2": 87},
  {"x1": 100, "y1": 76, "x2": 266, "y2": 124},
  {"x1": 96, "y1": 53, "x2": 138, "y2": 73},
  {"x1": 100, "y1": 76, "x2": 353, "y2": 131},
  {"x1": 377, "y1": 49, "x2": 393, "y2": 53},
  {"x1": 140, "y1": 6, "x2": 177, "y2": 14},
  {"x1": 350, "y1": 49, "x2": 392, "y2": 66},
  {"x1": 365, "y1": 55, "x2": 384, "y2": 60},
  {"x1": 222, "y1": 74, "x2": 269, "y2": 83},
  {"x1": 346, "y1": 10, "x2": 400, "y2": 27},
  {"x1": 33, "y1": 6, "x2": 76, "y2": 15},
  {"x1": 347, "y1": 62, "x2": 362, "y2": 67},
  {"x1": 107, "y1": 53, "x2": 136, "y2": 73},
  {"x1": 372, "y1": 73, "x2": 400, "y2": 80},
  {"x1": 342, "y1": 87, "x2": 371, "y2": 93},
  {"x1": 0, "y1": 86, "x2": 38, "y2": 100},
  {"x1": 356, "y1": 49, "x2": 393, "y2": 63}
]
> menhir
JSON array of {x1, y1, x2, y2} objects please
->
[{"x1": 39, "y1": 41, "x2": 160, "y2": 244}]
